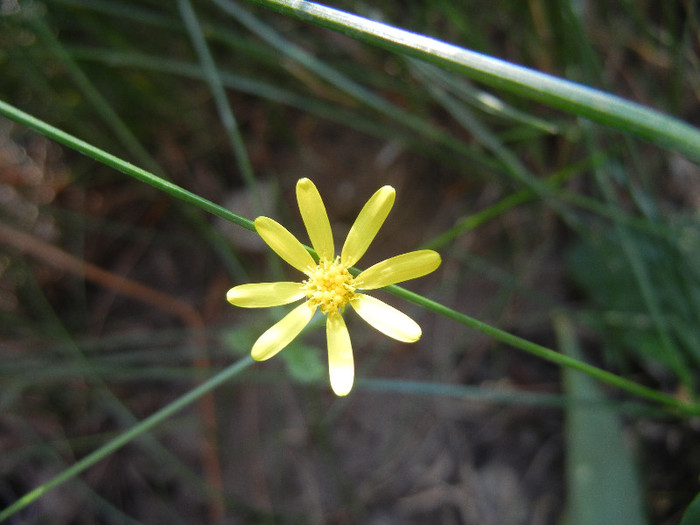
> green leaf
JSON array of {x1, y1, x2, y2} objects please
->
[
  {"x1": 555, "y1": 315, "x2": 647, "y2": 525},
  {"x1": 566, "y1": 221, "x2": 700, "y2": 384},
  {"x1": 680, "y1": 492, "x2": 700, "y2": 525},
  {"x1": 281, "y1": 343, "x2": 326, "y2": 385}
]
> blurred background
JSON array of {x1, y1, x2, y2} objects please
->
[{"x1": 1, "y1": 1, "x2": 700, "y2": 523}]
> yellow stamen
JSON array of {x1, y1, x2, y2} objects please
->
[{"x1": 302, "y1": 257, "x2": 356, "y2": 315}]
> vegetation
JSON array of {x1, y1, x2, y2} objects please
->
[{"x1": 1, "y1": 1, "x2": 699, "y2": 523}]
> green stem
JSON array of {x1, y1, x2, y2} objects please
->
[
  {"x1": 0, "y1": 356, "x2": 255, "y2": 523},
  {"x1": 0, "y1": 99, "x2": 254, "y2": 233},
  {"x1": 2, "y1": 97, "x2": 697, "y2": 416},
  {"x1": 178, "y1": 0, "x2": 263, "y2": 211},
  {"x1": 386, "y1": 284, "x2": 700, "y2": 416},
  {"x1": 241, "y1": 0, "x2": 700, "y2": 162},
  {"x1": 28, "y1": 15, "x2": 162, "y2": 176}
]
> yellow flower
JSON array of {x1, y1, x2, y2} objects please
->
[{"x1": 227, "y1": 178, "x2": 441, "y2": 396}]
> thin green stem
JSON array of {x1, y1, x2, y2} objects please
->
[
  {"x1": 0, "y1": 99, "x2": 254, "y2": 233},
  {"x1": 27, "y1": 15, "x2": 161, "y2": 175},
  {"x1": 178, "y1": 0, "x2": 263, "y2": 211},
  {"x1": 0, "y1": 356, "x2": 255, "y2": 523},
  {"x1": 22, "y1": 12, "x2": 248, "y2": 281},
  {"x1": 385, "y1": 284, "x2": 700, "y2": 416},
  {"x1": 2, "y1": 97, "x2": 697, "y2": 416},
  {"x1": 16, "y1": 267, "x2": 228, "y2": 516},
  {"x1": 241, "y1": 0, "x2": 700, "y2": 162}
]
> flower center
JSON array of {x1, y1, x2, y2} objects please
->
[{"x1": 302, "y1": 257, "x2": 356, "y2": 315}]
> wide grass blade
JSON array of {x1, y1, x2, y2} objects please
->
[
  {"x1": 556, "y1": 315, "x2": 647, "y2": 525},
  {"x1": 681, "y1": 493, "x2": 700, "y2": 525}
]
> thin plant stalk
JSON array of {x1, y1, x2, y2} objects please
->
[
  {"x1": 0, "y1": 100, "x2": 254, "y2": 232},
  {"x1": 178, "y1": 0, "x2": 264, "y2": 211},
  {"x1": 0, "y1": 356, "x2": 255, "y2": 523},
  {"x1": 390, "y1": 281, "x2": 700, "y2": 416},
  {"x1": 1, "y1": 98, "x2": 697, "y2": 415}
]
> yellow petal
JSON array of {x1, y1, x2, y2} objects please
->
[
  {"x1": 354, "y1": 250, "x2": 441, "y2": 290},
  {"x1": 340, "y1": 185, "x2": 395, "y2": 267},
  {"x1": 296, "y1": 178, "x2": 335, "y2": 261},
  {"x1": 255, "y1": 216, "x2": 316, "y2": 273},
  {"x1": 227, "y1": 282, "x2": 306, "y2": 307},
  {"x1": 326, "y1": 312, "x2": 354, "y2": 396},
  {"x1": 350, "y1": 294, "x2": 421, "y2": 342},
  {"x1": 251, "y1": 302, "x2": 315, "y2": 361}
]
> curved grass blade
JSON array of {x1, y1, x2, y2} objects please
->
[
  {"x1": 211, "y1": 0, "x2": 495, "y2": 168},
  {"x1": 241, "y1": 0, "x2": 700, "y2": 161}
]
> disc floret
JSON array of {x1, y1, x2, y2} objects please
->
[{"x1": 302, "y1": 257, "x2": 356, "y2": 314}]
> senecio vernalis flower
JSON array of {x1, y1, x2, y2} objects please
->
[{"x1": 227, "y1": 178, "x2": 441, "y2": 396}]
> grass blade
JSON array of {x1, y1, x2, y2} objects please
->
[
  {"x1": 177, "y1": 0, "x2": 262, "y2": 209},
  {"x1": 555, "y1": 314, "x2": 647, "y2": 525},
  {"x1": 242, "y1": 0, "x2": 700, "y2": 161},
  {"x1": 681, "y1": 493, "x2": 700, "y2": 525}
]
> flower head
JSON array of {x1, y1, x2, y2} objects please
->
[{"x1": 227, "y1": 178, "x2": 441, "y2": 396}]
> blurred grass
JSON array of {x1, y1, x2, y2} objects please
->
[
  {"x1": 1, "y1": 0, "x2": 700, "y2": 523},
  {"x1": 557, "y1": 314, "x2": 647, "y2": 525}
]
